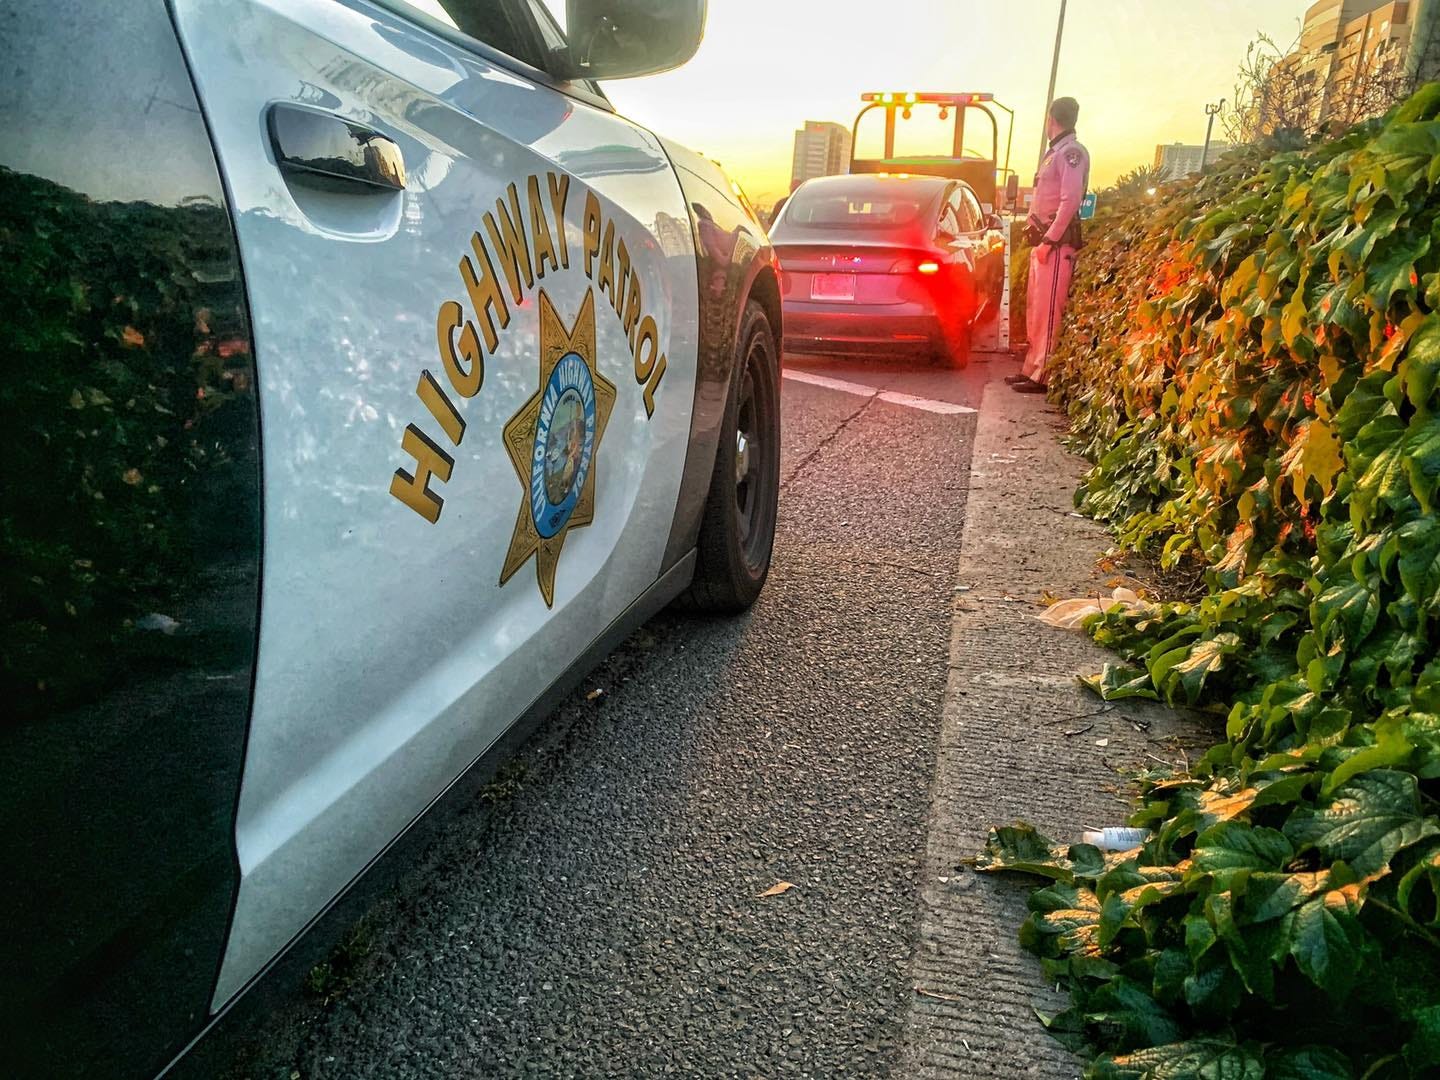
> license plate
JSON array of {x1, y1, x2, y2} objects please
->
[{"x1": 811, "y1": 272, "x2": 855, "y2": 301}]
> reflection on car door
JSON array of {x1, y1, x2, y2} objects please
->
[{"x1": 168, "y1": 0, "x2": 699, "y2": 1005}]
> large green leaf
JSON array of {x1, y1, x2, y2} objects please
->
[
  {"x1": 1364, "y1": 238, "x2": 1422, "y2": 308},
  {"x1": 1083, "y1": 662, "x2": 1162, "y2": 702},
  {"x1": 1167, "y1": 634, "x2": 1243, "y2": 705},
  {"x1": 1397, "y1": 840, "x2": 1440, "y2": 922},
  {"x1": 1289, "y1": 886, "x2": 1365, "y2": 997},
  {"x1": 1087, "y1": 1040, "x2": 1263, "y2": 1080},
  {"x1": 1311, "y1": 579, "x2": 1380, "y2": 649},
  {"x1": 1396, "y1": 516, "x2": 1440, "y2": 607},
  {"x1": 1264, "y1": 1046, "x2": 1355, "y2": 1080},
  {"x1": 1190, "y1": 822, "x2": 1294, "y2": 888},
  {"x1": 1406, "y1": 1004, "x2": 1440, "y2": 1071},
  {"x1": 1241, "y1": 870, "x2": 1330, "y2": 923},
  {"x1": 1400, "y1": 318, "x2": 1440, "y2": 411},
  {"x1": 974, "y1": 824, "x2": 1104, "y2": 883},
  {"x1": 1086, "y1": 977, "x2": 1185, "y2": 1049},
  {"x1": 1404, "y1": 417, "x2": 1440, "y2": 513},
  {"x1": 1351, "y1": 413, "x2": 1410, "y2": 522},
  {"x1": 1284, "y1": 770, "x2": 1439, "y2": 876},
  {"x1": 1322, "y1": 716, "x2": 1414, "y2": 795}
]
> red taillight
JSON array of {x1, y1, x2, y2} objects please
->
[{"x1": 917, "y1": 261, "x2": 940, "y2": 275}]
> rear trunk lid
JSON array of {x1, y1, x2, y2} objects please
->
[{"x1": 774, "y1": 243, "x2": 937, "y2": 307}]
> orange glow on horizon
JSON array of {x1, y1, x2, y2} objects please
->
[{"x1": 602, "y1": 0, "x2": 1305, "y2": 208}]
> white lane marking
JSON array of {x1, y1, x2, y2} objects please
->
[
  {"x1": 877, "y1": 390, "x2": 976, "y2": 415},
  {"x1": 782, "y1": 369, "x2": 977, "y2": 415},
  {"x1": 781, "y1": 369, "x2": 878, "y2": 399}
]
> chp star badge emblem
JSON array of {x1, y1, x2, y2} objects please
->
[{"x1": 500, "y1": 289, "x2": 616, "y2": 607}]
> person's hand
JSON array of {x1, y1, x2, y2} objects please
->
[{"x1": 1035, "y1": 242, "x2": 1052, "y2": 266}]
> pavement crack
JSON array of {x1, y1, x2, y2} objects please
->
[{"x1": 781, "y1": 393, "x2": 878, "y2": 491}]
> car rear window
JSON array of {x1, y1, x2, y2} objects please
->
[{"x1": 783, "y1": 188, "x2": 928, "y2": 229}]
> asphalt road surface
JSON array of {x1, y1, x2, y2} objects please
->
[{"x1": 220, "y1": 357, "x2": 990, "y2": 1079}]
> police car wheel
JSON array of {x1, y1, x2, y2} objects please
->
[{"x1": 681, "y1": 301, "x2": 779, "y2": 613}]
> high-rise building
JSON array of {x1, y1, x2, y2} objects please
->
[
  {"x1": 1154, "y1": 142, "x2": 1231, "y2": 179},
  {"x1": 790, "y1": 121, "x2": 852, "y2": 191}
]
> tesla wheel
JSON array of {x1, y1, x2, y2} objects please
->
[
  {"x1": 935, "y1": 271, "x2": 976, "y2": 367},
  {"x1": 681, "y1": 300, "x2": 780, "y2": 614},
  {"x1": 938, "y1": 323, "x2": 972, "y2": 367}
]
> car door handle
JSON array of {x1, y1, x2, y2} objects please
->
[{"x1": 267, "y1": 104, "x2": 406, "y2": 193}]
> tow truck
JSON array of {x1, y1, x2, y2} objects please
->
[{"x1": 848, "y1": 91, "x2": 1020, "y2": 353}]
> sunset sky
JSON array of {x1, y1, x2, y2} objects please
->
[{"x1": 596, "y1": 0, "x2": 1307, "y2": 206}]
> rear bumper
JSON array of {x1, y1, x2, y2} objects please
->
[{"x1": 780, "y1": 301, "x2": 942, "y2": 358}]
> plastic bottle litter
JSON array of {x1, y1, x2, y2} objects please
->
[{"x1": 1081, "y1": 827, "x2": 1151, "y2": 851}]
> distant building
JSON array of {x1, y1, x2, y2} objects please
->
[
  {"x1": 1281, "y1": 0, "x2": 1437, "y2": 129},
  {"x1": 790, "y1": 121, "x2": 852, "y2": 191},
  {"x1": 1153, "y1": 142, "x2": 1230, "y2": 180}
]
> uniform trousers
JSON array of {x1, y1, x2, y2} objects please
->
[{"x1": 1023, "y1": 244, "x2": 1078, "y2": 386}]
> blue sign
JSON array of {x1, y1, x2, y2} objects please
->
[{"x1": 1079, "y1": 192, "x2": 1099, "y2": 220}]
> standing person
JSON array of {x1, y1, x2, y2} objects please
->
[{"x1": 1008, "y1": 96, "x2": 1089, "y2": 394}]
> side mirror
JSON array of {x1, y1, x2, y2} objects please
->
[
  {"x1": 1005, "y1": 174, "x2": 1020, "y2": 209},
  {"x1": 562, "y1": 0, "x2": 707, "y2": 80}
]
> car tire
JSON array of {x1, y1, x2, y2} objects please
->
[
  {"x1": 939, "y1": 323, "x2": 972, "y2": 367},
  {"x1": 679, "y1": 300, "x2": 780, "y2": 614},
  {"x1": 935, "y1": 271, "x2": 975, "y2": 367}
]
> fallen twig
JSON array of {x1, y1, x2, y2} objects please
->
[
  {"x1": 1042, "y1": 704, "x2": 1115, "y2": 727},
  {"x1": 914, "y1": 986, "x2": 966, "y2": 1003}
]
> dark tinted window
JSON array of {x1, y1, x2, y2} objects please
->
[
  {"x1": 961, "y1": 187, "x2": 984, "y2": 229},
  {"x1": 386, "y1": 0, "x2": 545, "y2": 67},
  {"x1": 937, "y1": 187, "x2": 963, "y2": 237},
  {"x1": 785, "y1": 186, "x2": 931, "y2": 229}
]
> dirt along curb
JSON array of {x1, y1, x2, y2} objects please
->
[{"x1": 899, "y1": 368, "x2": 1215, "y2": 1078}]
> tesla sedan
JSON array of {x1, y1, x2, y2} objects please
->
[{"x1": 771, "y1": 173, "x2": 1006, "y2": 365}]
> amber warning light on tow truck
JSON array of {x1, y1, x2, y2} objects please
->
[{"x1": 861, "y1": 92, "x2": 994, "y2": 105}]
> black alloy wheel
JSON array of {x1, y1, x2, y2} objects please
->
[{"x1": 681, "y1": 300, "x2": 780, "y2": 613}]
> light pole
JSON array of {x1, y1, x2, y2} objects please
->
[
  {"x1": 1200, "y1": 98, "x2": 1225, "y2": 173},
  {"x1": 1038, "y1": 0, "x2": 1069, "y2": 171}
]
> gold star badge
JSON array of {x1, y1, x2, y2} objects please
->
[{"x1": 500, "y1": 289, "x2": 616, "y2": 607}]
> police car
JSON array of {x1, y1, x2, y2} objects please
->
[{"x1": 1, "y1": 1, "x2": 779, "y2": 1076}]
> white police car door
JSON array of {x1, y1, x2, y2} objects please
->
[{"x1": 168, "y1": 0, "x2": 699, "y2": 1004}]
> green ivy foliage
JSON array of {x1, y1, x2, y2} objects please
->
[{"x1": 978, "y1": 86, "x2": 1440, "y2": 1077}]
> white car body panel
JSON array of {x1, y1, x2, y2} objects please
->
[{"x1": 169, "y1": 0, "x2": 700, "y2": 1005}]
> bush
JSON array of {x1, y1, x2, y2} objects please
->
[{"x1": 977, "y1": 86, "x2": 1440, "y2": 1077}]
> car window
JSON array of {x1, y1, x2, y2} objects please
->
[
  {"x1": 518, "y1": 0, "x2": 566, "y2": 53},
  {"x1": 937, "y1": 187, "x2": 965, "y2": 238},
  {"x1": 537, "y1": 0, "x2": 566, "y2": 29},
  {"x1": 961, "y1": 188, "x2": 985, "y2": 231},
  {"x1": 950, "y1": 188, "x2": 978, "y2": 232},
  {"x1": 936, "y1": 203, "x2": 960, "y2": 238},
  {"x1": 786, "y1": 186, "x2": 929, "y2": 229},
  {"x1": 381, "y1": 0, "x2": 545, "y2": 69}
]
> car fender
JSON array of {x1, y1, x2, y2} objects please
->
[{"x1": 655, "y1": 136, "x2": 781, "y2": 572}]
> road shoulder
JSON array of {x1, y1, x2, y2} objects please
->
[{"x1": 900, "y1": 375, "x2": 1211, "y2": 1078}]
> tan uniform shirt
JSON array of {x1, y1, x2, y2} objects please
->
[{"x1": 1031, "y1": 131, "x2": 1090, "y2": 246}]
